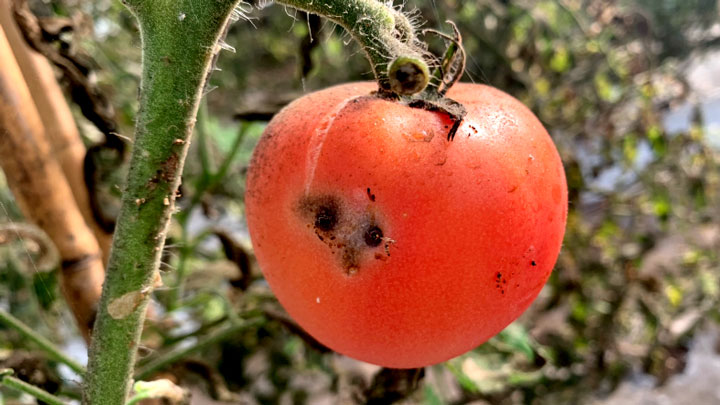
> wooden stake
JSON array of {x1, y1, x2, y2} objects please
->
[
  {"x1": 0, "y1": 0, "x2": 112, "y2": 263},
  {"x1": 0, "y1": 25, "x2": 104, "y2": 342}
]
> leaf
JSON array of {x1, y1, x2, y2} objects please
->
[
  {"x1": 535, "y1": 77, "x2": 551, "y2": 96},
  {"x1": 594, "y1": 72, "x2": 621, "y2": 102},
  {"x1": 202, "y1": 295, "x2": 226, "y2": 323},
  {"x1": 423, "y1": 385, "x2": 445, "y2": 405},
  {"x1": 652, "y1": 194, "x2": 671, "y2": 220},
  {"x1": 444, "y1": 362, "x2": 479, "y2": 393},
  {"x1": 700, "y1": 269, "x2": 719, "y2": 298},
  {"x1": 495, "y1": 323, "x2": 535, "y2": 362},
  {"x1": 550, "y1": 46, "x2": 571, "y2": 72},
  {"x1": 623, "y1": 134, "x2": 638, "y2": 164},
  {"x1": 647, "y1": 125, "x2": 667, "y2": 157},
  {"x1": 664, "y1": 284, "x2": 683, "y2": 307}
]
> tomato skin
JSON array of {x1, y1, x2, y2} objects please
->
[{"x1": 245, "y1": 82, "x2": 567, "y2": 368}]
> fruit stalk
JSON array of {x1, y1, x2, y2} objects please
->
[
  {"x1": 275, "y1": 0, "x2": 430, "y2": 94},
  {"x1": 82, "y1": 1, "x2": 240, "y2": 404}
]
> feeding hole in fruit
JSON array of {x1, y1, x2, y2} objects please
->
[
  {"x1": 297, "y1": 193, "x2": 395, "y2": 273},
  {"x1": 315, "y1": 206, "x2": 338, "y2": 232},
  {"x1": 298, "y1": 195, "x2": 340, "y2": 234},
  {"x1": 364, "y1": 225, "x2": 384, "y2": 247}
]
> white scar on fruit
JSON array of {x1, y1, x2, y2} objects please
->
[{"x1": 304, "y1": 95, "x2": 363, "y2": 194}]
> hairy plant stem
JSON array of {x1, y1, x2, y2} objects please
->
[
  {"x1": 1, "y1": 369, "x2": 66, "y2": 405},
  {"x1": 0, "y1": 309, "x2": 86, "y2": 376},
  {"x1": 275, "y1": 0, "x2": 428, "y2": 93},
  {"x1": 82, "y1": 1, "x2": 241, "y2": 403}
]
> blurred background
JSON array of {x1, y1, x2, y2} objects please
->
[{"x1": 1, "y1": 0, "x2": 719, "y2": 404}]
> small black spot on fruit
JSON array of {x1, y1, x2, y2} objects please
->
[
  {"x1": 364, "y1": 225, "x2": 383, "y2": 247},
  {"x1": 531, "y1": 261, "x2": 537, "y2": 266},
  {"x1": 366, "y1": 187, "x2": 376, "y2": 202}
]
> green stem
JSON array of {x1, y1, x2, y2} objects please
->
[
  {"x1": 196, "y1": 100, "x2": 213, "y2": 181},
  {"x1": 275, "y1": 0, "x2": 428, "y2": 94},
  {"x1": 142, "y1": 316, "x2": 227, "y2": 355},
  {"x1": 134, "y1": 317, "x2": 263, "y2": 381},
  {"x1": 1, "y1": 370, "x2": 66, "y2": 405},
  {"x1": 170, "y1": 122, "x2": 247, "y2": 309},
  {"x1": 211, "y1": 122, "x2": 248, "y2": 185},
  {"x1": 82, "y1": 1, "x2": 241, "y2": 404},
  {"x1": 168, "y1": 242, "x2": 192, "y2": 311},
  {"x1": 0, "y1": 310, "x2": 85, "y2": 376}
]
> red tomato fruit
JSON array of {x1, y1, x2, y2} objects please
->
[{"x1": 245, "y1": 82, "x2": 567, "y2": 368}]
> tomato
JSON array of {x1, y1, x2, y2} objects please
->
[{"x1": 245, "y1": 82, "x2": 567, "y2": 368}]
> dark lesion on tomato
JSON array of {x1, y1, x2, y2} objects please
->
[
  {"x1": 298, "y1": 194, "x2": 341, "y2": 240},
  {"x1": 363, "y1": 225, "x2": 383, "y2": 247},
  {"x1": 297, "y1": 194, "x2": 392, "y2": 275},
  {"x1": 314, "y1": 205, "x2": 338, "y2": 232}
]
